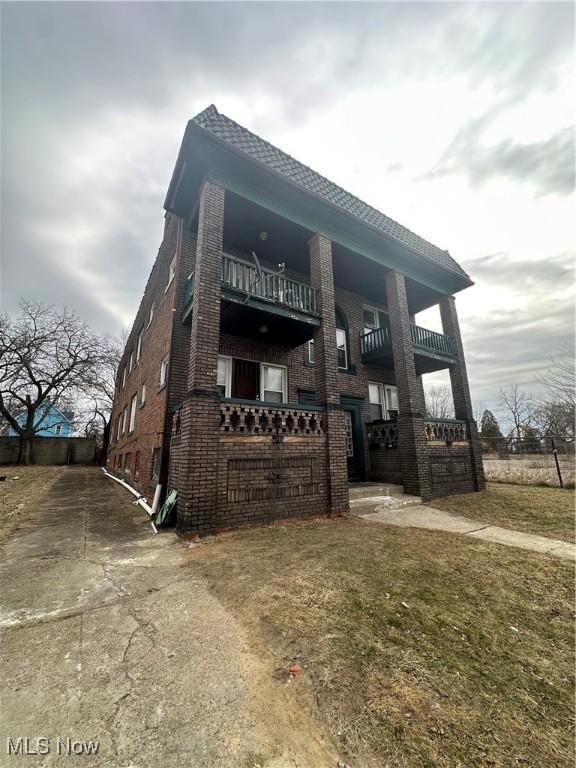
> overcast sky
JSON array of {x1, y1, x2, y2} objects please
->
[{"x1": 1, "y1": 1, "x2": 574, "y2": 413}]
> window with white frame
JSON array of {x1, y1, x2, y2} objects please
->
[
  {"x1": 385, "y1": 385, "x2": 399, "y2": 418},
  {"x1": 307, "y1": 339, "x2": 315, "y2": 365},
  {"x1": 121, "y1": 365, "x2": 127, "y2": 389},
  {"x1": 217, "y1": 356, "x2": 232, "y2": 398},
  {"x1": 122, "y1": 406, "x2": 128, "y2": 435},
  {"x1": 148, "y1": 302, "x2": 155, "y2": 328},
  {"x1": 363, "y1": 305, "x2": 381, "y2": 335},
  {"x1": 159, "y1": 357, "x2": 168, "y2": 388},
  {"x1": 129, "y1": 394, "x2": 137, "y2": 433},
  {"x1": 368, "y1": 382, "x2": 385, "y2": 421},
  {"x1": 136, "y1": 329, "x2": 143, "y2": 362},
  {"x1": 140, "y1": 382, "x2": 146, "y2": 406},
  {"x1": 166, "y1": 255, "x2": 176, "y2": 291},
  {"x1": 128, "y1": 350, "x2": 134, "y2": 373},
  {"x1": 117, "y1": 415, "x2": 122, "y2": 441},
  {"x1": 336, "y1": 328, "x2": 348, "y2": 370},
  {"x1": 261, "y1": 364, "x2": 286, "y2": 403}
]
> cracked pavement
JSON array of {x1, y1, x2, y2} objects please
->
[{"x1": 0, "y1": 468, "x2": 337, "y2": 768}]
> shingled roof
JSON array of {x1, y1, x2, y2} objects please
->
[{"x1": 190, "y1": 105, "x2": 469, "y2": 280}]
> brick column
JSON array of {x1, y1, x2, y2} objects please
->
[
  {"x1": 309, "y1": 234, "x2": 349, "y2": 516},
  {"x1": 409, "y1": 313, "x2": 428, "y2": 416},
  {"x1": 439, "y1": 296, "x2": 486, "y2": 491},
  {"x1": 385, "y1": 271, "x2": 431, "y2": 499},
  {"x1": 176, "y1": 180, "x2": 226, "y2": 537}
]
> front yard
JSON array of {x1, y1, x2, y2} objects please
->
[
  {"x1": 186, "y1": 516, "x2": 574, "y2": 768},
  {"x1": 432, "y1": 482, "x2": 575, "y2": 542}
]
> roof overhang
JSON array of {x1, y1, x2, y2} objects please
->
[{"x1": 165, "y1": 122, "x2": 474, "y2": 298}]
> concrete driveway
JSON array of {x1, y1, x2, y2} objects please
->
[{"x1": 0, "y1": 468, "x2": 336, "y2": 768}]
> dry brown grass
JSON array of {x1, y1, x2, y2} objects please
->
[
  {"x1": 433, "y1": 483, "x2": 575, "y2": 542},
  {"x1": 186, "y1": 517, "x2": 574, "y2": 768},
  {"x1": 0, "y1": 465, "x2": 66, "y2": 545}
]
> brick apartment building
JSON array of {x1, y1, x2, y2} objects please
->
[{"x1": 107, "y1": 104, "x2": 485, "y2": 538}]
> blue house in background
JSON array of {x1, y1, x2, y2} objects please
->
[{"x1": 8, "y1": 402, "x2": 73, "y2": 437}]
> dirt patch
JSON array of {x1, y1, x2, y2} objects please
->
[
  {"x1": 0, "y1": 465, "x2": 67, "y2": 545},
  {"x1": 432, "y1": 482, "x2": 575, "y2": 542},
  {"x1": 185, "y1": 517, "x2": 575, "y2": 768}
]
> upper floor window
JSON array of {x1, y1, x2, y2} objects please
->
[
  {"x1": 136, "y1": 329, "x2": 143, "y2": 362},
  {"x1": 128, "y1": 350, "x2": 134, "y2": 373},
  {"x1": 121, "y1": 365, "x2": 127, "y2": 389},
  {"x1": 385, "y1": 385, "x2": 399, "y2": 418},
  {"x1": 368, "y1": 382, "x2": 385, "y2": 421},
  {"x1": 148, "y1": 302, "x2": 155, "y2": 328},
  {"x1": 216, "y1": 355, "x2": 287, "y2": 403},
  {"x1": 335, "y1": 306, "x2": 349, "y2": 371},
  {"x1": 362, "y1": 304, "x2": 386, "y2": 333},
  {"x1": 159, "y1": 356, "x2": 169, "y2": 388},
  {"x1": 129, "y1": 394, "x2": 137, "y2": 433},
  {"x1": 166, "y1": 255, "x2": 176, "y2": 291},
  {"x1": 140, "y1": 382, "x2": 147, "y2": 406},
  {"x1": 117, "y1": 415, "x2": 122, "y2": 441},
  {"x1": 122, "y1": 406, "x2": 128, "y2": 435},
  {"x1": 306, "y1": 339, "x2": 315, "y2": 365}
]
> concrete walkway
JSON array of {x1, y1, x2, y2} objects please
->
[
  {"x1": 0, "y1": 467, "x2": 337, "y2": 768},
  {"x1": 358, "y1": 504, "x2": 575, "y2": 560}
]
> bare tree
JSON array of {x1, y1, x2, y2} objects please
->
[
  {"x1": 425, "y1": 385, "x2": 454, "y2": 419},
  {"x1": 538, "y1": 342, "x2": 575, "y2": 408},
  {"x1": 499, "y1": 384, "x2": 536, "y2": 439},
  {"x1": 0, "y1": 301, "x2": 102, "y2": 464},
  {"x1": 76, "y1": 334, "x2": 123, "y2": 461}
]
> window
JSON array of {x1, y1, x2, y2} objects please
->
[
  {"x1": 117, "y1": 415, "x2": 122, "y2": 441},
  {"x1": 125, "y1": 453, "x2": 131, "y2": 475},
  {"x1": 151, "y1": 447, "x2": 161, "y2": 486},
  {"x1": 140, "y1": 382, "x2": 147, "y2": 407},
  {"x1": 135, "y1": 451, "x2": 141, "y2": 477},
  {"x1": 335, "y1": 306, "x2": 349, "y2": 370},
  {"x1": 217, "y1": 356, "x2": 232, "y2": 398},
  {"x1": 122, "y1": 365, "x2": 127, "y2": 388},
  {"x1": 148, "y1": 302, "x2": 155, "y2": 328},
  {"x1": 306, "y1": 339, "x2": 315, "y2": 365},
  {"x1": 368, "y1": 382, "x2": 385, "y2": 421},
  {"x1": 166, "y1": 255, "x2": 176, "y2": 290},
  {"x1": 54, "y1": 424, "x2": 62, "y2": 435},
  {"x1": 385, "y1": 385, "x2": 399, "y2": 418},
  {"x1": 363, "y1": 305, "x2": 383, "y2": 335},
  {"x1": 122, "y1": 406, "x2": 128, "y2": 435},
  {"x1": 261, "y1": 364, "x2": 286, "y2": 403},
  {"x1": 159, "y1": 357, "x2": 169, "y2": 388},
  {"x1": 336, "y1": 328, "x2": 348, "y2": 370},
  {"x1": 136, "y1": 329, "x2": 143, "y2": 362},
  {"x1": 128, "y1": 350, "x2": 134, "y2": 373},
  {"x1": 129, "y1": 394, "x2": 137, "y2": 433}
]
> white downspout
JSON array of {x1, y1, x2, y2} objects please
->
[{"x1": 101, "y1": 467, "x2": 158, "y2": 533}]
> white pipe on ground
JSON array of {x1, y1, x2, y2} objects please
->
[
  {"x1": 101, "y1": 467, "x2": 158, "y2": 534},
  {"x1": 151, "y1": 483, "x2": 162, "y2": 516}
]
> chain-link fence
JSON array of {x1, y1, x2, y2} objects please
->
[{"x1": 482, "y1": 436, "x2": 575, "y2": 488}]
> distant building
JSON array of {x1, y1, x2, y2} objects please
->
[
  {"x1": 107, "y1": 104, "x2": 485, "y2": 538},
  {"x1": 9, "y1": 402, "x2": 73, "y2": 437}
]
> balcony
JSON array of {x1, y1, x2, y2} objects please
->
[
  {"x1": 360, "y1": 320, "x2": 457, "y2": 374},
  {"x1": 183, "y1": 253, "x2": 321, "y2": 346}
]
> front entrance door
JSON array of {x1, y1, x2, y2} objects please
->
[{"x1": 343, "y1": 407, "x2": 364, "y2": 481}]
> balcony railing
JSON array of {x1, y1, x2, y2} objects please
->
[
  {"x1": 411, "y1": 324, "x2": 455, "y2": 357},
  {"x1": 367, "y1": 417, "x2": 469, "y2": 446},
  {"x1": 220, "y1": 400, "x2": 325, "y2": 436},
  {"x1": 424, "y1": 418, "x2": 468, "y2": 442},
  {"x1": 222, "y1": 254, "x2": 320, "y2": 316},
  {"x1": 360, "y1": 319, "x2": 456, "y2": 363}
]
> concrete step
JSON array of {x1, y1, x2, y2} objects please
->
[
  {"x1": 348, "y1": 482, "x2": 405, "y2": 500},
  {"x1": 349, "y1": 491, "x2": 422, "y2": 514}
]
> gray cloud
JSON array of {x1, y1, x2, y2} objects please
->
[
  {"x1": 427, "y1": 119, "x2": 574, "y2": 196},
  {"x1": 1, "y1": 1, "x2": 573, "y2": 410}
]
